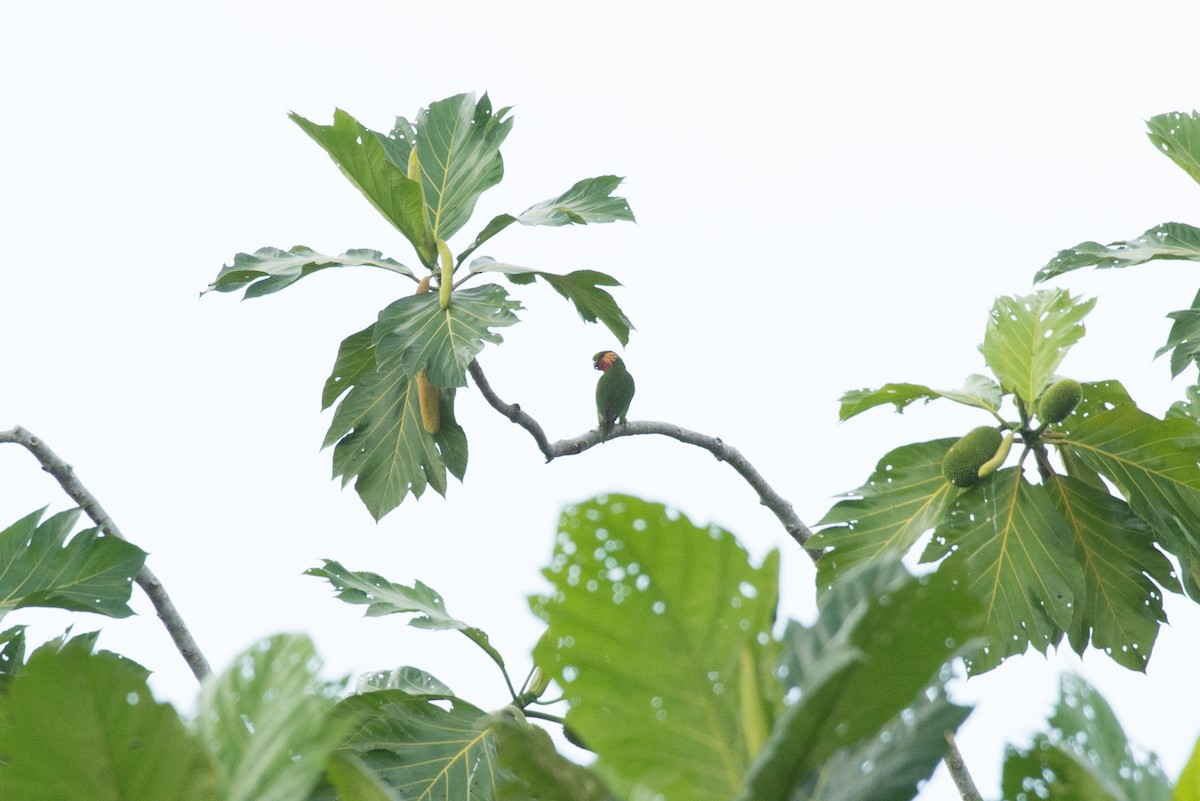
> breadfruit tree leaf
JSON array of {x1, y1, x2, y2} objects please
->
[
  {"x1": 305, "y1": 560, "x2": 504, "y2": 670},
  {"x1": 837, "y1": 374, "x2": 1003, "y2": 420},
  {"x1": 516, "y1": 176, "x2": 635, "y2": 227},
  {"x1": 812, "y1": 439, "x2": 959, "y2": 589},
  {"x1": 530, "y1": 495, "x2": 780, "y2": 801},
  {"x1": 322, "y1": 323, "x2": 377, "y2": 410},
  {"x1": 980, "y1": 289, "x2": 1095, "y2": 407},
  {"x1": 330, "y1": 691, "x2": 504, "y2": 801},
  {"x1": 0, "y1": 508, "x2": 146, "y2": 620},
  {"x1": 1147, "y1": 110, "x2": 1200, "y2": 187},
  {"x1": 1034, "y1": 222, "x2": 1200, "y2": 283},
  {"x1": 1045, "y1": 475, "x2": 1180, "y2": 672},
  {"x1": 1167, "y1": 384, "x2": 1200, "y2": 424},
  {"x1": 468, "y1": 258, "x2": 632, "y2": 345},
  {"x1": 323, "y1": 754, "x2": 398, "y2": 801},
  {"x1": 921, "y1": 468, "x2": 1085, "y2": 675},
  {"x1": 490, "y1": 712, "x2": 619, "y2": 801},
  {"x1": 1177, "y1": 736, "x2": 1200, "y2": 801},
  {"x1": 1001, "y1": 674, "x2": 1171, "y2": 801},
  {"x1": 353, "y1": 665, "x2": 454, "y2": 697},
  {"x1": 456, "y1": 177, "x2": 634, "y2": 263},
  {"x1": 736, "y1": 557, "x2": 981, "y2": 801},
  {"x1": 207, "y1": 247, "x2": 414, "y2": 299},
  {"x1": 804, "y1": 684, "x2": 972, "y2": 801},
  {"x1": 375, "y1": 93, "x2": 512, "y2": 243},
  {"x1": 196, "y1": 634, "x2": 344, "y2": 801},
  {"x1": 0, "y1": 625, "x2": 26, "y2": 691},
  {"x1": 0, "y1": 637, "x2": 219, "y2": 801},
  {"x1": 1061, "y1": 401, "x2": 1200, "y2": 597},
  {"x1": 373, "y1": 283, "x2": 522, "y2": 389},
  {"x1": 323, "y1": 346, "x2": 468, "y2": 520},
  {"x1": 291, "y1": 110, "x2": 429, "y2": 259},
  {"x1": 1156, "y1": 289, "x2": 1200, "y2": 377}
]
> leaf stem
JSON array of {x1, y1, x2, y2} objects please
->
[
  {"x1": 467, "y1": 360, "x2": 822, "y2": 562},
  {"x1": 0, "y1": 426, "x2": 212, "y2": 681},
  {"x1": 522, "y1": 709, "x2": 566, "y2": 725}
]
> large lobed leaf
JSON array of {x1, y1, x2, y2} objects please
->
[
  {"x1": 0, "y1": 508, "x2": 146, "y2": 620},
  {"x1": 468, "y1": 257, "x2": 632, "y2": 345},
  {"x1": 811, "y1": 439, "x2": 959, "y2": 587},
  {"x1": 738, "y1": 557, "x2": 981, "y2": 801},
  {"x1": 331, "y1": 691, "x2": 503, "y2": 801},
  {"x1": 531, "y1": 495, "x2": 780, "y2": 801},
  {"x1": 1147, "y1": 110, "x2": 1200, "y2": 187},
  {"x1": 1157, "y1": 288, "x2": 1200, "y2": 377},
  {"x1": 1034, "y1": 222, "x2": 1200, "y2": 283},
  {"x1": 323, "y1": 344, "x2": 468, "y2": 520},
  {"x1": 1061, "y1": 399, "x2": 1200, "y2": 597},
  {"x1": 922, "y1": 468, "x2": 1085, "y2": 674},
  {"x1": 490, "y1": 712, "x2": 619, "y2": 801},
  {"x1": 373, "y1": 283, "x2": 523, "y2": 389},
  {"x1": 1001, "y1": 673, "x2": 1171, "y2": 801},
  {"x1": 458, "y1": 176, "x2": 635, "y2": 262},
  {"x1": 837, "y1": 374, "x2": 1003, "y2": 420},
  {"x1": 1046, "y1": 475, "x2": 1179, "y2": 671},
  {"x1": 306, "y1": 559, "x2": 504, "y2": 670},
  {"x1": 291, "y1": 109, "x2": 430, "y2": 261},
  {"x1": 207, "y1": 247, "x2": 414, "y2": 299},
  {"x1": 0, "y1": 637, "x2": 219, "y2": 801},
  {"x1": 196, "y1": 634, "x2": 344, "y2": 801},
  {"x1": 980, "y1": 288, "x2": 1095, "y2": 408}
]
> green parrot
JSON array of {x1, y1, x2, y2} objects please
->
[{"x1": 594, "y1": 350, "x2": 635, "y2": 439}]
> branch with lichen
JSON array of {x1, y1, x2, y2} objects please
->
[
  {"x1": 467, "y1": 360, "x2": 822, "y2": 562},
  {"x1": 0, "y1": 426, "x2": 211, "y2": 681}
]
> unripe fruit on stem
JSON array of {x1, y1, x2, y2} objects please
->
[
  {"x1": 437, "y1": 239, "x2": 453, "y2": 310},
  {"x1": 942, "y1": 426, "x2": 1004, "y2": 488},
  {"x1": 1038, "y1": 378, "x2": 1083, "y2": 424},
  {"x1": 415, "y1": 274, "x2": 431, "y2": 294},
  {"x1": 417, "y1": 370, "x2": 440, "y2": 434}
]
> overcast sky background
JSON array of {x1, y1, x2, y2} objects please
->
[{"x1": 5, "y1": 2, "x2": 1200, "y2": 797}]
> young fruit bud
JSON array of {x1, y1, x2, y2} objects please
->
[
  {"x1": 415, "y1": 274, "x2": 432, "y2": 294},
  {"x1": 416, "y1": 370, "x2": 441, "y2": 434},
  {"x1": 942, "y1": 426, "x2": 1004, "y2": 488},
  {"x1": 1038, "y1": 378, "x2": 1083, "y2": 424}
]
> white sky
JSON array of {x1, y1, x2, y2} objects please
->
[{"x1": 4, "y1": 1, "x2": 1200, "y2": 797}]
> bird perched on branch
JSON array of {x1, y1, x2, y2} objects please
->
[{"x1": 594, "y1": 350, "x2": 635, "y2": 439}]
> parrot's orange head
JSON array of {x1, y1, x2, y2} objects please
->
[{"x1": 593, "y1": 351, "x2": 618, "y2": 372}]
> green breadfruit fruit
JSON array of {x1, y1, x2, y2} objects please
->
[
  {"x1": 563, "y1": 723, "x2": 592, "y2": 752},
  {"x1": 942, "y1": 426, "x2": 1004, "y2": 488},
  {"x1": 1038, "y1": 378, "x2": 1083, "y2": 423}
]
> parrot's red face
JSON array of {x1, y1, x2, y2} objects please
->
[{"x1": 594, "y1": 351, "x2": 617, "y2": 372}]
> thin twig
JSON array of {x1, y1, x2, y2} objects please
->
[
  {"x1": 944, "y1": 732, "x2": 983, "y2": 801},
  {"x1": 1, "y1": 426, "x2": 212, "y2": 681},
  {"x1": 468, "y1": 360, "x2": 822, "y2": 561}
]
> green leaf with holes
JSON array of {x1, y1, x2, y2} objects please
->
[
  {"x1": 1001, "y1": 674, "x2": 1171, "y2": 801},
  {"x1": 1061, "y1": 401, "x2": 1200, "y2": 598},
  {"x1": 1157, "y1": 289, "x2": 1200, "y2": 377},
  {"x1": 1148, "y1": 110, "x2": 1200, "y2": 187},
  {"x1": 1034, "y1": 222, "x2": 1200, "y2": 283},
  {"x1": 373, "y1": 283, "x2": 522, "y2": 389},
  {"x1": 375, "y1": 93, "x2": 512, "y2": 243},
  {"x1": 737, "y1": 557, "x2": 981, "y2": 801},
  {"x1": 196, "y1": 635, "x2": 345, "y2": 801},
  {"x1": 980, "y1": 289, "x2": 1095, "y2": 407},
  {"x1": 837, "y1": 374, "x2": 1003, "y2": 420},
  {"x1": 330, "y1": 691, "x2": 504, "y2": 801},
  {"x1": 207, "y1": 247, "x2": 414, "y2": 299},
  {"x1": 0, "y1": 508, "x2": 145, "y2": 620},
  {"x1": 291, "y1": 110, "x2": 431, "y2": 261},
  {"x1": 1046, "y1": 475, "x2": 1180, "y2": 672},
  {"x1": 530, "y1": 495, "x2": 780, "y2": 801},
  {"x1": 0, "y1": 637, "x2": 219, "y2": 801},
  {"x1": 921, "y1": 468, "x2": 1085, "y2": 674},
  {"x1": 811, "y1": 439, "x2": 959, "y2": 589}
]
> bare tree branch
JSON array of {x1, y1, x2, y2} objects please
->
[
  {"x1": 468, "y1": 360, "x2": 823, "y2": 561},
  {"x1": 944, "y1": 731, "x2": 983, "y2": 801},
  {"x1": 1, "y1": 426, "x2": 212, "y2": 681}
]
